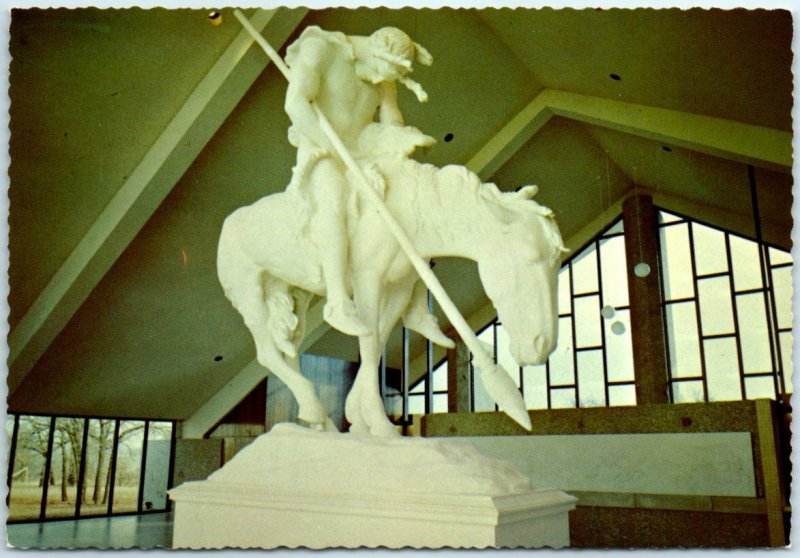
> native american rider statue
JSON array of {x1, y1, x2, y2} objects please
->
[{"x1": 283, "y1": 25, "x2": 453, "y2": 349}]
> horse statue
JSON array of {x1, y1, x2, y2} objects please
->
[{"x1": 218, "y1": 123, "x2": 567, "y2": 437}]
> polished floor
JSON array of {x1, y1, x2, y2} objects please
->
[{"x1": 6, "y1": 512, "x2": 173, "y2": 549}]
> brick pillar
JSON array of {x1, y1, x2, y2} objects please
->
[
  {"x1": 622, "y1": 194, "x2": 669, "y2": 405},
  {"x1": 447, "y1": 335, "x2": 472, "y2": 413}
]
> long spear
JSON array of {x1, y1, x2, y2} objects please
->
[{"x1": 232, "y1": 9, "x2": 531, "y2": 431}]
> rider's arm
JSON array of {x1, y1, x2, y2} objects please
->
[
  {"x1": 284, "y1": 38, "x2": 329, "y2": 147},
  {"x1": 378, "y1": 80, "x2": 404, "y2": 126}
]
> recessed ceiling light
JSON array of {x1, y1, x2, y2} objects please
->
[
  {"x1": 609, "y1": 73, "x2": 621, "y2": 81},
  {"x1": 208, "y1": 11, "x2": 223, "y2": 26},
  {"x1": 444, "y1": 133, "x2": 454, "y2": 142},
  {"x1": 214, "y1": 355, "x2": 223, "y2": 362},
  {"x1": 662, "y1": 146, "x2": 673, "y2": 152}
]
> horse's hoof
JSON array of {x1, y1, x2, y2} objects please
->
[
  {"x1": 323, "y1": 417, "x2": 339, "y2": 432},
  {"x1": 348, "y1": 423, "x2": 370, "y2": 434},
  {"x1": 296, "y1": 417, "x2": 325, "y2": 431},
  {"x1": 371, "y1": 423, "x2": 401, "y2": 438},
  {"x1": 366, "y1": 416, "x2": 401, "y2": 438}
]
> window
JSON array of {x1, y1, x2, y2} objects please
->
[
  {"x1": 658, "y1": 209, "x2": 793, "y2": 402},
  {"x1": 6, "y1": 413, "x2": 176, "y2": 523}
]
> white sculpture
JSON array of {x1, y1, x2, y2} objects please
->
[{"x1": 217, "y1": 23, "x2": 567, "y2": 436}]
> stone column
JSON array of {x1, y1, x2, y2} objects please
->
[
  {"x1": 447, "y1": 335, "x2": 472, "y2": 413},
  {"x1": 622, "y1": 194, "x2": 669, "y2": 405}
]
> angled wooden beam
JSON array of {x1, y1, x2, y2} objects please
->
[
  {"x1": 7, "y1": 8, "x2": 308, "y2": 394},
  {"x1": 466, "y1": 89, "x2": 552, "y2": 181},
  {"x1": 542, "y1": 89, "x2": 792, "y2": 173}
]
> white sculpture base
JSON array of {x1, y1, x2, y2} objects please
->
[{"x1": 169, "y1": 424, "x2": 576, "y2": 549}]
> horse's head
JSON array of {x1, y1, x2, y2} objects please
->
[{"x1": 477, "y1": 184, "x2": 569, "y2": 365}]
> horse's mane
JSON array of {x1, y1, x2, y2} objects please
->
[
  {"x1": 477, "y1": 182, "x2": 568, "y2": 262},
  {"x1": 362, "y1": 123, "x2": 568, "y2": 261}
]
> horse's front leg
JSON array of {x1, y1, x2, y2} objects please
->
[{"x1": 344, "y1": 270, "x2": 400, "y2": 437}]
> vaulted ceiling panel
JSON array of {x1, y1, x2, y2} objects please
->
[
  {"x1": 8, "y1": 57, "x2": 304, "y2": 418},
  {"x1": 480, "y1": 8, "x2": 792, "y2": 131},
  {"x1": 8, "y1": 8, "x2": 245, "y2": 328}
]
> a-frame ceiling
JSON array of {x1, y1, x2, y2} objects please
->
[{"x1": 6, "y1": 7, "x2": 793, "y2": 428}]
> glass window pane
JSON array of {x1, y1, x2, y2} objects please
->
[
  {"x1": 736, "y1": 293, "x2": 773, "y2": 373},
  {"x1": 9, "y1": 415, "x2": 51, "y2": 521},
  {"x1": 477, "y1": 323, "x2": 495, "y2": 346},
  {"x1": 571, "y1": 246, "x2": 600, "y2": 295},
  {"x1": 704, "y1": 338, "x2": 742, "y2": 401},
  {"x1": 550, "y1": 388, "x2": 576, "y2": 409},
  {"x1": 46, "y1": 418, "x2": 84, "y2": 518},
  {"x1": 407, "y1": 394, "x2": 425, "y2": 415},
  {"x1": 658, "y1": 210, "x2": 683, "y2": 224},
  {"x1": 578, "y1": 350, "x2": 606, "y2": 407},
  {"x1": 496, "y1": 326, "x2": 520, "y2": 388},
  {"x1": 549, "y1": 317, "x2": 574, "y2": 385},
  {"x1": 82, "y1": 419, "x2": 115, "y2": 516},
  {"x1": 604, "y1": 219, "x2": 624, "y2": 236},
  {"x1": 558, "y1": 266, "x2": 572, "y2": 315},
  {"x1": 730, "y1": 235, "x2": 763, "y2": 291},
  {"x1": 697, "y1": 277, "x2": 735, "y2": 336},
  {"x1": 692, "y1": 223, "x2": 729, "y2": 276},
  {"x1": 432, "y1": 361, "x2": 448, "y2": 392},
  {"x1": 769, "y1": 246, "x2": 792, "y2": 266},
  {"x1": 671, "y1": 381, "x2": 705, "y2": 403},
  {"x1": 522, "y1": 365, "x2": 548, "y2": 409},
  {"x1": 745, "y1": 376, "x2": 777, "y2": 400},
  {"x1": 599, "y1": 235, "x2": 629, "y2": 308},
  {"x1": 665, "y1": 302, "x2": 702, "y2": 377},
  {"x1": 410, "y1": 377, "x2": 425, "y2": 395},
  {"x1": 609, "y1": 384, "x2": 637, "y2": 406},
  {"x1": 771, "y1": 266, "x2": 793, "y2": 330},
  {"x1": 605, "y1": 308, "x2": 634, "y2": 382},
  {"x1": 779, "y1": 331, "x2": 793, "y2": 394},
  {"x1": 142, "y1": 422, "x2": 172, "y2": 512},
  {"x1": 660, "y1": 223, "x2": 694, "y2": 301},
  {"x1": 432, "y1": 393, "x2": 448, "y2": 413},
  {"x1": 574, "y1": 295, "x2": 602, "y2": 348},
  {"x1": 113, "y1": 420, "x2": 145, "y2": 513},
  {"x1": 5, "y1": 415, "x2": 14, "y2": 462}
]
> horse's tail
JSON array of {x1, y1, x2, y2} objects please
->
[
  {"x1": 217, "y1": 211, "x2": 303, "y2": 359},
  {"x1": 264, "y1": 285, "x2": 301, "y2": 358}
]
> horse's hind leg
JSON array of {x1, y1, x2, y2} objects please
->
[
  {"x1": 225, "y1": 270, "x2": 330, "y2": 429},
  {"x1": 259, "y1": 344, "x2": 334, "y2": 430}
]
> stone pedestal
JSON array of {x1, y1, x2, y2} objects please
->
[{"x1": 169, "y1": 424, "x2": 576, "y2": 549}]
